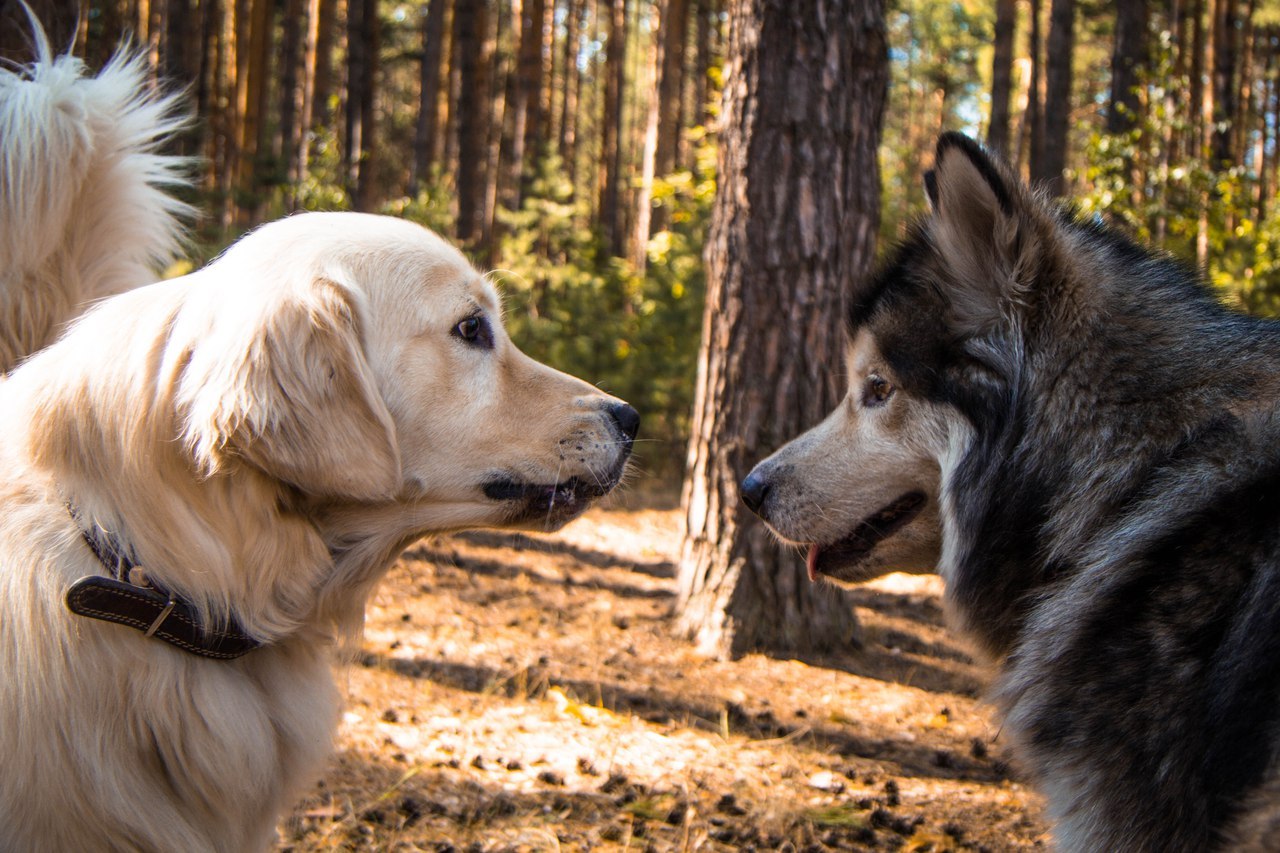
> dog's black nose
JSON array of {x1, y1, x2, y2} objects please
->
[
  {"x1": 740, "y1": 470, "x2": 771, "y2": 514},
  {"x1": 608, "y1": 402, "x2": 640, "y2": 442}
]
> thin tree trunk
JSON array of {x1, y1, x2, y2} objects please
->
[
  {"x1": 1234, "y1": 0, "x2": 1257, "y2": 167},
  {"x1": 1109, "y1": 0, "x2": 1148, "y2": 134},
  {"x1": 676, "y1": 0, "x2": 887, "y2": 658},
  {"x1": 1027, "y1": 0, "x2": 1045, "y2": 182},
  {"x1": 502, "y1": 0, "x2": 547, "y2": 212},
  {"x1": 412, "y1": 0, "x2": 448, "y2": 192},
  {"x1": 988, "y1": 0, "x2": 1017, "y2": 157},
  {"x1": 219, "y1": 0, "x2": 244, "y2": 229},
  {"x1": 357, "y1": 0, "x2": 380, "y2": 211},
  {"x1": 234, "y1": 0, "x2": 270, "y2": 226},
  {"x1": 1197, "y1": 0, "x2": 1214, "y2": 269},
  {"x1": 454, "y1": 0, "x2": 490, "y2": 245},
  {"x1": 693, "y1": 0, "x2": 714, "y2": 132},
  {"x1": 277, "y1": 0, "x2": 305, "y2": 195},
  {"x1": 656, "y1": 0, "x2": 690, "y2": 177},
  {"x1": 482, "y1": 0, "x2": 505, "y2": 250},
  {"x1": 1190, "y1": 0, "x2": 1205, "y2": 160},
  {"x1": 598, "y1": 0, "x2": 627, "y2": 257},
  {"x1": 1037, "y1": 0, "x2": 1074, "y2": 195},
  {"x1": 1257, "y1": 29, "x2": 1276, "y2": 222},
  {"x1": 1210, "y1": 0, "x2": 1235, "y2": 169},
  {"x1": 631, "y1": 0, "x2": 662, "y2": 269},
  {"x1": 522, "y1": 0, "x2": 550, "y2": 172},
  {"x1": 1155, "y1": 0, "x2": 1184, "y2": 245},
  {"x1": 312, "y1": 0, "x2": 338, "y2": 129},
  {"x1": 558, "y1": 0, "x2": 584, "y2": 177}
]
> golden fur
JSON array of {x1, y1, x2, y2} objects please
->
[{"x1": 0, "y1": 212, "x2": 634, "y2": 851}]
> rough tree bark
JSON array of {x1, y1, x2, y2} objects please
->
[{"x1": 675, "y1": 0, "x2": 888, "y2": 658}]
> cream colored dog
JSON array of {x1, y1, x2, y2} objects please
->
[
  {"x1": 0, "y1": 28, "x2": 189, "y2": 374},
  {"x1": 0, "y1": 212, "x2": 637, "y2": 851}
]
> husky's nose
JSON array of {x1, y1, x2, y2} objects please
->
[
  {"x1": 607, "y1": 402, "x2": 641, "y2": 444},
  {"x1": 740, "y1": 470, "x2": 771, "y2": 514}
]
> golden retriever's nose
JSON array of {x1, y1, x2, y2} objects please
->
[{"x1": 607, "y1": 402, "x2": 640, "y2": 445}]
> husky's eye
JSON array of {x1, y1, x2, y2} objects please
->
[
  {"x1": 452, "y1": 315, "x2": 494, "y2": 350},
  {"x1": 863, "y1": 374, "x2": 894, "y2": 408}
]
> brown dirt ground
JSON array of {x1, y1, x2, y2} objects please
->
[{"x1": 276, "y1": 503, "x2": 1049, "y2": 852}]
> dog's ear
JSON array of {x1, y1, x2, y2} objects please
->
[
  {"x1": 184, "y1": 278, "x2": 401, "y2": 500},
  {"x1": 926, "y1": 132, "x2": 1028, "y2": 335}
]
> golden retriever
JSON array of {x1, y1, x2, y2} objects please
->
[
  {"x1": 0, "y1": 211, "x2": 638, "y2": 851},
  {"x1": 0, "y1": 27, "x2": 190, "y2": 374}
]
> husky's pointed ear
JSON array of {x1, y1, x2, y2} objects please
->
[
  {"x1": 927, "y1": 132, "x2": 1026, "y2": 334},
  {"x1": 183, "y1": 278, "x2": 401, "y2": 500}
]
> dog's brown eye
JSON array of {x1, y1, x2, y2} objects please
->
[
  {"x1": 863, "y1": 374, "x2": 894, "y2": 407},
  {"x1": 452, "y1": 315, "x2": 493, "y2": 349}
]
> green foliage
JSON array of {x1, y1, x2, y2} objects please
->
[
  {"x1": 290, "y1": 128, "x2": 353, "y2": 214},
  {"x1": 494, "y1": 147, "x2": 713, "y2": 477},
  {"x1": 1075, "y1": 28, "x2": 1280, "y2": 318},
  {"x1": 880, "y1": 0, "x2": 993, "y2": 243},
  {"x1": 382, "y1": 171, "x2": 456, "y2": 236}
]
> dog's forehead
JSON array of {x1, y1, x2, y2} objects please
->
[
  {"x1": 468, "y1": 274, "x2": 501, "y2": 313},
  {"x1": 845, "y1": 328, "x2": 882, "y2": 374}
]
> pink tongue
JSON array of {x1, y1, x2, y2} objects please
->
[{"x1": 806, "y1": 545, "x2": 820, "y2": 582}]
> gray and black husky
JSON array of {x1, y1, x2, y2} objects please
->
[{"x1": 741, "y1": 132, "x2": 1280, "y2": 851}]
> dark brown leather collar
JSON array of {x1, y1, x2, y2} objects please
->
[{"x1": 63, "y1": 507, "x2": 262, "y2": 660}]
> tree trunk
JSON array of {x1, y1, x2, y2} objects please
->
[
  {"x1": 1026, "y1": 0, "x2": 1045, "y2": 181},
  {"x1": 1257, "y1": 29, "x2": 1276, "y2": 222},
  {"x1": 454, "y1": 0, "x2": 491, "y2": 245},
  {"x1": 522, "y1": 0, "x2": 550, "y2": 172},
  {"x1": 676, "y1": 0, "x2": 887, "y2": 659},
  {"x1": 1210, "y1": 0, "x2": 1236, "y2": 169},
  {"x1": 412, "y1": 0, "x2": 448, "y2": 192},
  {"x1": 277, "y1": 0, "x2": 305, "y2": 193},
  {"x1": 1154, "y1": 0, "x2": 1183, "y2": 245},
  {"x1": 1037, "y1": 0, "x2": 1074, "y2": 195},
  {"x1": 1234, "y1": 0, "x2": 1256, "y2": 168},
  {"x1": 0, "y1": 0, "x2": 80, "y2": 61},
  {"x1": 558, "y1": 0, "x2": 584, "y2": 179},
  {"x1": 656, "y1": 0, "x2": 690, "y2": 178},
  {"x1": 481, "y1": 0, "x2": 505, "y2": 251},
  {"x1": 598, "y1": 0, "x2": 628, "y2": 257},
  {"x1": 631, "y1": 0, "x2": 662, "y2": 269},
  {"x1": 1190, "y1": 0, "x2": 1205, "y2": 161},
  {"x1": 1109, "y1": 0, "x2": 1148, "y2": 135},
  {"x1": 988, "y1": 0, "x2": 1017, "y2": 157},
  {"x1": 1196, "y1": 0, "x2": 1212, "y2": 268},
  {"x1": 501, "y1": 0, "x2": 547, "y2": 212},
  {"x1": 692, "y1": 0, "x2": 716, "y2": 135}
]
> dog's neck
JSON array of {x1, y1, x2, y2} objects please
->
[
  {"x1": 63, "y1": 499, "x2": 265, "y2": 658},
  {"x1": 10, "y1": 306, "x2": 348, "y2": 648}
]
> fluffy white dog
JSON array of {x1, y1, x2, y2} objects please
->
[
  {"x1": 0, "y1": 23, "x2": 189, "y2": 373},
  {"x1": 0, "y1": 35, "x2": 637, "y2": 853}
]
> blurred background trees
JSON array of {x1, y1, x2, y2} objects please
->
[{"x1": 7, "y1": 0, "x2": 1280, "y2": 651}]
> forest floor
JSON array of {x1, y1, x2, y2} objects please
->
[{"x1": 276, "y1": 500, "x2": 1049, "y2": 852}]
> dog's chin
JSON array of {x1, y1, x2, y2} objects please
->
[
  {"x1": 803, "y1": 491, "x2": 928, "y2": 584},
  {"x1": 483, "y1": 464, "x2": 626, "y2": 531}
]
